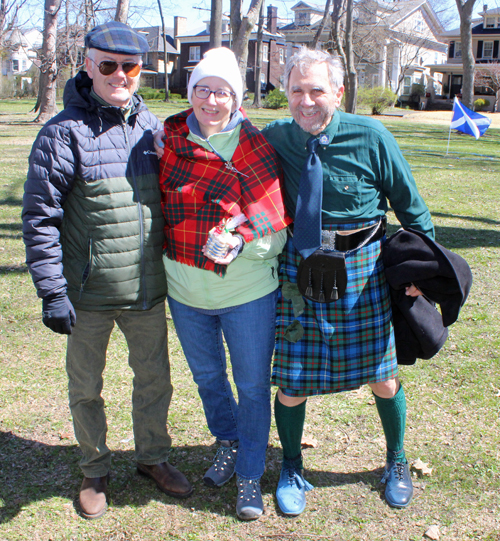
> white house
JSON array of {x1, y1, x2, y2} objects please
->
[
  {"x1": 2, "y1": 28, "x2": 42, "y2": 78},
  {"x1": 279, "y1": 0, "x2": 447, "y2": 100}
]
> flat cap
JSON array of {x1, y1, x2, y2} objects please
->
[{"x1": 85, "y1": 21, "x2": 149, "y2": 55}]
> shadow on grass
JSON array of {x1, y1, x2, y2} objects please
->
[
  {"x1": 385, "y1": 219, "x2": 500, "y2": 249},
  {"x1": 0, "y1": 199, "x2": 23, "y2": 207},
  {"x1": 0, "y1": 431, "x2": 386, "y2": 523},
  {"x1": 0, "y1": 266, "x2": 28, "y2": 274}
]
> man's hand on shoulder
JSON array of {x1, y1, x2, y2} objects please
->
[
  {"x1": 154, "y1": 129, "x2": 165, "y2": 159},
  {"x1": 42, "y1": 293, "x2": 76, "y2": 335}
]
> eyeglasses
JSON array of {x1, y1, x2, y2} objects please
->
[
  {"x1": 90, "y1": 58, "x2": 142, "y2": 77},
  {"x1": 193, "y1": 85, "x2": 235, "y2": 104}
]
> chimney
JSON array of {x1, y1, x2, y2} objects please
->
[
  {"x1": 267, "y1": 5, "x2": 278, "y2": 34},
  {"x1": 174, "y1": 16, "x2": 187, "y2": 51}
]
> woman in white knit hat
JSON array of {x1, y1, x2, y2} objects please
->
[{"x1": 158, "y1": 47, "x2": 291, "y2": 520}]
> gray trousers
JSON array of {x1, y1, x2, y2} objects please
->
[{"x1": 66, "y1": 302, "x2": 173, "y2": 478}]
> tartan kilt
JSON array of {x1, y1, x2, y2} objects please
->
[{"x1": 272, "y1": 220, "x2": 398, "y2": 397}]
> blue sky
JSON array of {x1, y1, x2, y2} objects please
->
[
  {"x1": 18, "y1": 0, "x2": 297, "y2": 34},
  {"x1": 18, "y1": 0, "x2": 474, "y2": 35},
  {"x1": 127, "y1": 0, "x2": 297, "y2": 33}
]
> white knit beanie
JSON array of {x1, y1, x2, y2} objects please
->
[{"x1": 187, "y1": 47, "x2": 243, "y2": 110}]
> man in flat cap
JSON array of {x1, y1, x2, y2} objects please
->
[{"x1": 22, "y1": 21, "x2": 192, "y2": 519}]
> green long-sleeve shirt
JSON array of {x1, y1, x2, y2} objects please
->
[{"x1": 262, "y1": 110, "x2": 434, "y2": 239}]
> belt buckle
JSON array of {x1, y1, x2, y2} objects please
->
[{"x1": 321, "y1": 230, "x2": 336, "y2": 250}]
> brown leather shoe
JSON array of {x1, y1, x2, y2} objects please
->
[
  {"x1": 79, "y1": 474, "x2": 108, "y2": 519},
  {"x1": 137, "y1": 462, "x2": 193, "y2": 498}
]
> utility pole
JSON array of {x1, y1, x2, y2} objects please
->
[
  {"x1": 253, "y1": 1, "x2": 265, "y2": 107},
  {"x1": 210, "y1": 0, "x2": 222, "y2": 48},
  {"x1": 157, "y1": 0, "x2": 170, "y2": 101}
]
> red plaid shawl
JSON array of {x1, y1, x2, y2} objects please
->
[{"x1": 159, "y1": 109, "x2": 291, "y2": 276}]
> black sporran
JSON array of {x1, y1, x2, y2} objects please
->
[{"x1": 297, "y1": 250, "x2": 347, "y2": 303}]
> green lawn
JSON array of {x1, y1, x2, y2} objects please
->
[{"x1": 0, "y1": 99, "x2": 499, "y2": 541}]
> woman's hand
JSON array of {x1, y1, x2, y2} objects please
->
[
  {"x1": 203, "y1": 235, "x2": 243, "y2": 265},
  {"x1": 154, "y1": 129, "x2": 165, "y2": 159},
  {"x1": 405, "y1": 284, "x2": 423, "y2": 297}
]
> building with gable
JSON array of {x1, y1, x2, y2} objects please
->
[
  {"x1": 172, "y1": 6, "x2": 287, "y2": 95},
  {"x1": 279, "y1": 0, "x2": 447, "y2": 102},
  {"x1": 430, "y1": 5, "x2": 500, "y2": 110}
]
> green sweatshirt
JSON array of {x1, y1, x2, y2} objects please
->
[
  {"x1": 262, "y1": 110, "x2": 434, "y2": 238},
  {"x1": 164, "y1": 123, "x2": 287, "y2": 310}
]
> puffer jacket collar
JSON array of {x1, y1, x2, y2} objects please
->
[{"x1": 62, "y1": 70, "x2": 147, "y2": 124}]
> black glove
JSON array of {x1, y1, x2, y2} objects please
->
[{"x1": 42, "y1": 293, "x2": 76, "y2": 335}]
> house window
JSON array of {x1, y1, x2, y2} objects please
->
[
  {"x1": 279, "y1": 48, "x2": 284, "y2": 64},
  {"x1": 434, "y1": 52, "x2": 438, "y2": 64},
  {"x1": 403, "y1": 76, "x2": 412, "y2": 94},
  {"x1": 372, "y1": 74, "x2": 379, "y2": 87},
  {"x1": 486, "y1": 17, "x2": 496, "y2": 28},
  {"x1": 12, "y1": 59, "x2": 19, "y2": 71},
  {"x1": 454, "y1": 42, "x2": 462, "y2": 58},
  {"x1": 359, "y1": 71, "x2": 365, "y2": 86},
  {"x1": 189, "y1": 46, "x2": 201, "y2": 62},
  {"x1": 262, "y1": 44, "x2": 268, "y2": 62},
  {"x1": 297, "y1": 12, "x2": 308, "y2": 26},
  {"x1": 483, "y1": 41, "x2": 494, "y2": 58},
  {"x1": 22, "y1": 59, "x2": 27, "y2": 70},
  {"x1": 414, "y1": 18, "x2": 423, "y2": 32}
]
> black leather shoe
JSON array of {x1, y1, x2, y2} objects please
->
[
  {"x1": 79, "y1": 474, "x2": 109, "y2": 519},
  {"x1": 381, "y1": 461, "x2": 413, "y2": 508},
  {"x1": 137, "y1": 461, "x2": 193, "y2": 498}
]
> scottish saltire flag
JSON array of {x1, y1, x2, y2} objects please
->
[{"x1": 451, "y1": 97, "x2": 492, "y2": 139}]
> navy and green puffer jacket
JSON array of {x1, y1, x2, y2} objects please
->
[{"x1": 22, "y1": 71, "x2": 168, "y2": 311}]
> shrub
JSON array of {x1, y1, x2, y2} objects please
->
[
  {"x1": 357, "y1": 86, "x2": 397, "y2": 115},
  {"x1": 410, "y1": 83, "x2": 425, "y2": 97},
  {"x1": 263, "y1": 88, "x2": 288, "y2": 109},
  {"x1": 474, "y1": 98, "x2": 490, "y2": 111},
  {"x1": 137, "y1": 87, "x2": 166, "y2": 100}
]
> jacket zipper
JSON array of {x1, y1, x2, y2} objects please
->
[
  {"x1": 79, "y1": 236, "x2": 93, "y2": 300},
  {"x1": 122, "y1": 116, "x2": 147, "y2": 310}
]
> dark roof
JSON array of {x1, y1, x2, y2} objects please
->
[
  {"x1": 472, "y1": 23, "x2": 500, "y2": 35},
  {"x1": 134, "y1": 26, "x2": 178, "y2": 54}
]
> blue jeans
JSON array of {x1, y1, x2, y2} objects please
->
[{"x1": 168, "y1": 290, "x2": 277, "y2": 480}]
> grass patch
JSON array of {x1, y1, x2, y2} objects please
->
[{"x1": 0, "y1": 99, "x2": 499, "y2": 540}]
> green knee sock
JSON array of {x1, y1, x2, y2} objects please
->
[
  {"x1": 374, "y1": 383, "x2": 407, "y2": 463},
  {"x1": 274, "y1": 393, "x2": 307, "y2": 468}
]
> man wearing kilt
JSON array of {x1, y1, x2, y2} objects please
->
[{"x1": 262, "y1": 48, "x2": 434, "y2": 515}]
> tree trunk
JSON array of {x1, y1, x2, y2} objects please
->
[
  {"x1": 210, "y1": 0, "x2": 222, "y2": 48},
  {"x1": 455, "y1": 0, "x2": 477, "y2": 108},
  {"x1": 85, "y1": 0, "x2": 95, "y2": 33},
  {"x1": 343, "y1": 0, "x2": 356, "y2": 113},
  {"x1": 157, "y1": 0, "x2": 169, "y2": 101},
  {"x1": 253, "y1": 1, "x2": 264, "y2": 107},
  {"x1": 114, "y1": 0, "x2": 129, "y2": 23},
  {"x1": 34, "y1": 0, "x2": 61, "y2": 123},
  {"x1": 65, "y1": 0, "x2": 77, "y2": 79},
  {"x1": 230, "y1": 0, "x2": 264, "y2": 92},
  {"x1": 331, "y1": 0, "x2": 347, "y2": 67},
  {"x1": 312, "y1": 0, "x2": 332, "y2": 49}
]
